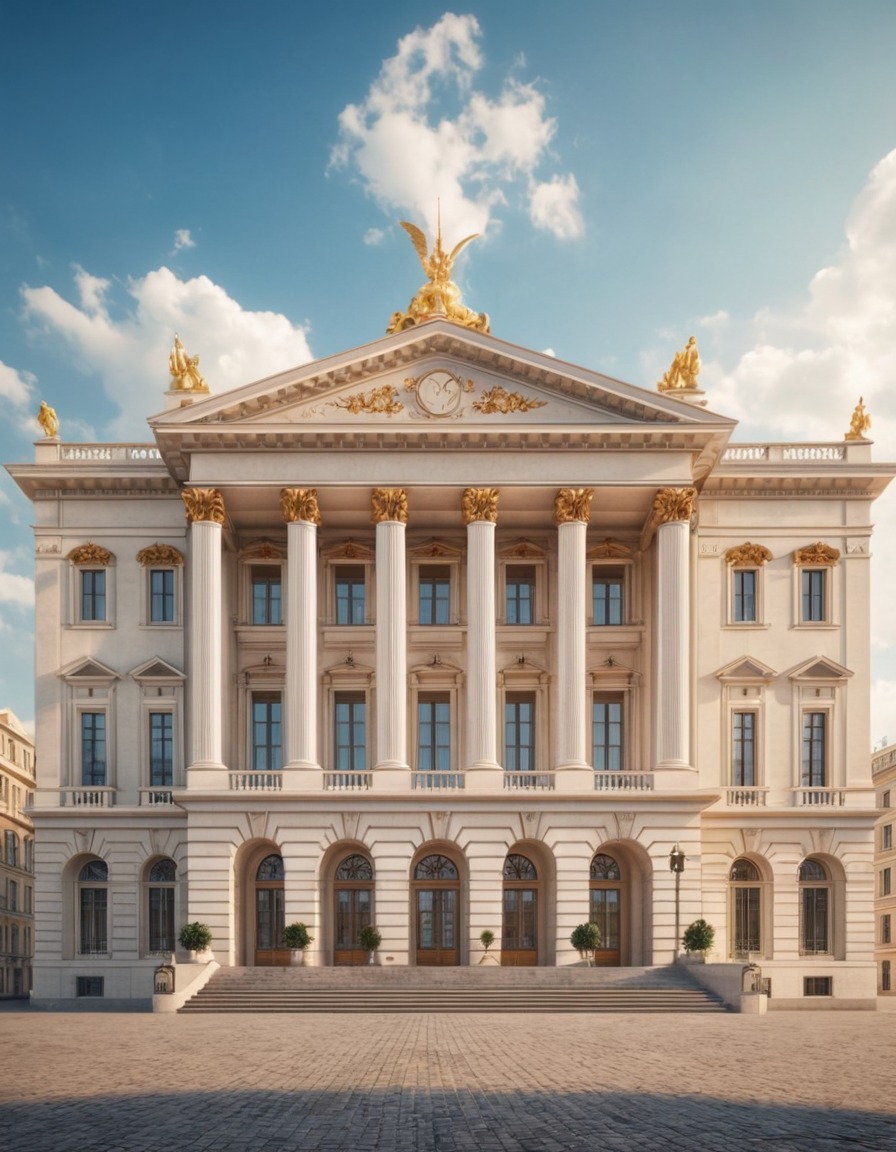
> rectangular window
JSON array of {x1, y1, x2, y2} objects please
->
[
  {"x1": 79, "y1": 889, "x2": 107, "y2": 954},
  {"x1": 732, "y1": 712, "x2": 756, "y2": 786},
  {"x1": 592, "y1": 568, "x2": 623, "y2": 626},
  {"x1": 801, "y1": 569, "x2": 826, "y2": 622},
  {"x1": 335, "y1": 693, "x2": 366, "y2": 771},
  {"x1": 149, "y1": 712, "x2": 174, "y2": 786},
  {"x1": 419, "y1": 566, "x2": 450, "y2": 625},
  {"x1": 882, "y1": 914, "x2": 892, "y2": 945},
  {"x1": 505, "y1": 693, "x2": 535, "y2": 773},
  {"x1": 8, "y1": 879, "x2": 17, "y2": 912},
  {"x1": 506, "y1": 565, "x2": 535, "y2": 625},
  {"x1": 883, "y1": 960, "x2": 892, "y2": 993},
  {"x1": 252, "y1": 694, "x2": 282, "y2": 771},
  {"x1": 4, "y1": 830, "x2": 15, "y2": 867},
  {"x1": 882, "y1": 868, "x2": 892, "y2": 897},
  {"x1": 149, "y1": 569, "x2": 175, "y2": 623},
  {"x1": 803, "y1": 976, "x2": 832, "y2": 997},
  {"x1": 81, "y1": 713, "x2": 107, "y2": 786},
  {"x1": 801, "y1": 887, "x2": 830, "y2": 954},
  {"x1": 251, "y1": 566, "x2": 282, "y2": 625},
  {"x1": 335, "y1": 566, "x2": 366, "y2": 625},
  {"x1": 592, "y1": 695, "x2": 623, "y2": 771},
  {"x1": 801, "y1": 712, "x2": 827, "y2": 787},
  {"x1": 80, "y1": 570, "x2": 106, "y2": 622},
  {"x1": 76, "y1": 976, "x2": 104, "y2": 997},
  {"x1": 417, "y1": 696, "x2": 451, "y2": 772},
  {"x1": 884, "y1": 790, "x2": 892, "y2": 809},
  {"x1": 883, "y1": 824, "x2": 893, "y2": 850},
  {"x1": 149, "y1": 888, "x2": 175, "y2": 953},
  {"x1": 732, "y1": 569, "x2": 757, "y2": 623}
]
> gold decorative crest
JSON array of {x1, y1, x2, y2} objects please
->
[
  {"x1": 553, "y1": 488, "x2": 595, "y2": 525},
  {"x1": 182, "y1": 488, "x2": 226, "y2": 525},
  {"x1": 137, "y1": 544, "x2": 184, "y2": 567},
  {"x1": 461, "y1": 487, "x2": 500, "y2": 524},
  {"x1": 657, "y1": 336, "x2": 701, "y2": 391},
  {"x1": 281, "y1": 488, "x2": 321, "y2": 526},
  {"x1": 845, "y1": 397, "x2": 871, "y2": 441},
  {"x1": 794, "y1": 542, "x2": 840, "y2": 566},
  {"x1": 68, "y1": 543, "x2": 114, "y2": 566},
  {"x1": 653, "y1": 486, "x2": 697, "y2": 524},
  {"x1": 370, "y1": 488, "x2": 409, "y2": 524},
  {"x1": 387, "y1": 218, "x2": 490, "y2": 335},
  {"x1": 333, "y1": 384, "x2": 404, "y2": 416},
  {"x1": 725, "y1": 543, "x2": 772, "y2": 567},
  {"x1": 472, "y1": 386, "x2": 546, "y2": 415}
]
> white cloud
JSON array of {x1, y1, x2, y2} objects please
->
[
  {"x1": 364, "y1": 227, "x2": 386, "y2": 246},
  {"x1": 0, "y1": 552, "x2": 33, "y2": 609},
  {"x1": 697, "y1": 310, "x2": 730, "y2": 330},
  {"x1": 0, "y1": 360, "x2": 35, "y2": 408},
  {"x1": 173, "y1": 229, "x2": 196, "y2": 253},
  {"x1": 21, "y1": 266, "x2": 313, "y2": 439},
  {"x1": 331, "y1": 12, "x2": 582, "y2": 242}
]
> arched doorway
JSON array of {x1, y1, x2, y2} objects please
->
[
  {"x1": 254, "y1": 853, "x2": 287, "y2": 966},
  {"x1": 590, "y1": 852, "x2": 622, "y2": 966},
  {"x1": 502, "y1": 853, "x2": 539, "y2": 966},
  {"x1": 334, "y1": 852, "x2": 374, "y2": 966},
  {"x1": 413, "y1": 853, "x2": 460, "y2": 966}
]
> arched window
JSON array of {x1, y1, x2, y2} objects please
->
[
  {"x1": 730, "y1": 858, "x2": 762, "y2": 956},
  {"x1": 336, "y1": 853, "x2": 374, "y2": 881},
  {"x1": 414, "y1": 854, "x2": 458, "y2": 881},
  {"x1": 148, "y1": 859, "x2": 176, "y2": 953},
  {"x1": 589, "y1": 853, "x2": 622, "y2": 964},
  {"x1": 413, "y1": 855, "x2": 460, "y2": 965},
  {"x1": 79, "y1": 860, "x2": 109, "y2": 955},
  {"x1": 335, "y1": 853, "x2": 374, "y2": 965},
  {"x1": 254, "y1": 854, "x2": 285, "y2": 962},
  {"x1": 257, "y1": 854, "x2": 285, "y2": 881},
  {"x1": 799, "y1": 858, "x2": 831, "y2": 955},
  {"x1": 503, "y1": 854, "x2": 537, "y2": 881}
]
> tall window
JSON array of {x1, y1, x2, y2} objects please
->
[
  {"x1": 505, "y1": 693, "x2": 535, "y2": 773},
  {"x1": 417, "y1": 696, "x2": 451, "y2": 772},
  {"x1": 801, "y1": 569, "x2": 826, "y2": 622},
  {"x1": 149, "y1": 569, "x2": 175, "y2": 623},
  {"x1": 732, "y1": 569, "x2": 757, "y2": 623},
  {"x1": 251, "y1": 566, "x2": 282, "y2": 625},
  {"x1": 148, "y1": 859, "x2": 176, "y2": 953},
  {"x1": 883, "y1": 960, "x2": 892, "y2": 993},
  {"x1": 252, "y1": 693, "x2": 282, "y2": 771},
  {"x1": 801, "y1": 712, "x2": 827, "y2": 786},
  {"x1": 80, "y1": 570, "x2": 106, "y2": 622},
  {"x1": 883, "y1": 824, "x2": 893, "y2": 850},
  {"x1": 882, "y1": 868, "x2": 892, "y2": 897},
  {"x1": 419, "y1": 565, "x2": 450, "y2": 625},
  {"x1": 882, "y1": 914, "x2": 892, "y2": 945},
  {"x1": 335, "y1": 566, "x2": 366, "y2": 624},
  {"x1": 149, "y1": 712, "x2": 174, "y2": 786},
  {"x1": 592, "y1": 695, "x2": 623, "y2": 771},
  {"x1": 506, "y1": 565, "x2": 535, "y2": 625},
  {"x1": 592, "y1": 568, "x2": 623, "y2": 625},
  {"x1": 335, "y1": 693, "x2": 366, "y2": 771},
  {"x1": 79, "y1": 860, "x2": 108, "y2": 954},
  {"x1": 730, "y1": 858, "x2": 762, "y2": 955},
  {"x1": 799, "y1": 859, "x2": 831, "y2": 955},
  {"x1": 732, "y1": 712, "x2": 756, "y2": 786},
  {"x1": 81, "y1": 713, "x2": 107, "y2": 786},
  {"x1": 4, "y1": 830, "x2": 16, "y2": 867}
]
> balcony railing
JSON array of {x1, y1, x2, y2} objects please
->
[
  {"x1": 593, "y1": 771, "x2": 654, "y2": 792},
  {"x1": 61, "y1": 787, "x2": 115, "y2": 808},
  {"x1": 324, "y1": 770, "x2": 373, "y2": 791},
  {"x1": 794, "y1": 787, "x2": 846, "y2": 807},
  {"x1": 139, "y1": 788, "x2": 175, "y2": 806},
  {"x1": 503, "y1": 772, "x2": 555, "y2": 792},
  {"x1": 412, "y1": 771, "x2": 465, "y2": 790},
  {"x1": 228, "y1": 771, "x2": 283, "y2": 793},
  {"x1": 725, "y1": 787, "x2": 769, "y2": 807},
  {"x1": 58, "y1": 443, "x2": 162, "y2": 463},
  {"x1": 721, "y1": 443, "x2": 847, "y2": 463}
]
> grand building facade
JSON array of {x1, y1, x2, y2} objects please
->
[
  {"x1": 9, "y1": 252, "x2": 893, "y2": 1007},
  {"x1": 0, "y1": 709, "x2": 35, "y2": 998}
]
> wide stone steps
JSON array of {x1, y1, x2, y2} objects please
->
[{"x1": 179, "y1": 965, "x2": 727, "y2": 1014}]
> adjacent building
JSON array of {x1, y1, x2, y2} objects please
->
[
  {"x1": 0, "y1": 709, "x2": 35, "y2": 997},
  {"x1": 872, "y1": 743, "x2": 896, "y2": 996}
]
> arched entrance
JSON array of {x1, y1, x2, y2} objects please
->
[
  {"x1": 334, "y1": 852, "x2": 374, "y2": 966},
  {"x1": 413, "y1": 853, "x2": 460, "y2": 966},
  {"x1": 254, "y1": 853, "x2": 288, "y2": 966},
  {"x1": 501, "y1": 853, "x2": 539, "y2": 966},
  {"x1": 590, "y1": 852, "x2": 622, "y2": 966}
]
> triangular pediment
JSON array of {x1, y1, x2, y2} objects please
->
[
  {"x1": 716, "y1": 656, "x2": 777, "y2": 682},
  {"x1": 59, "y1": 657, "x2": 119, "y2": 683},
  {"x1": 129, "y1": 658, "x2": 185, "y2": 683},
  {"x1": 789, "y1": 656, "x2": 853, "y2": 682}
]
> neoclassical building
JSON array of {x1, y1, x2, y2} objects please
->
[{"x1": 8, "y1": 240, "x2": 893, "y2": 1007}]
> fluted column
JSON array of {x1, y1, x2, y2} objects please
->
[
  {"x1": 555, "y1": 488, "x2": 593, "y2": 772},
  {"x1": 463, "y1": 487, "x2": 500, "y2": 776},
  {"x1": 654, "y1": 487, "x2": 696, "y2": 773},
  {"x1": 282, "y1": 489, "x2": 321, "y2": 774},
  {"x1": 372, "y1": 488, "x2": 408, "y2": 775},
  {"x1": 182, "y1": 488, "x2": 226, "y2": 778}
]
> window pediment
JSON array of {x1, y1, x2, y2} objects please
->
[
  {"x1": 240, "y1": 538, "x2": 284, "y2": 562},
  {"x1": 788, "y1": 656, "x2": 852, "y2": 682},
  {"x1": 322, "y1": 538, "x2": 375, "y2": 563},
  {"x1": 499, "y1": 538, "x2": 547, "y2": 560},
  {"x1": 129, "y1": 658, "x2": 185, "y2": 683},
  {"x1": 587, "y1": 538, "x2": 634, "y2": 561},
  {"x1": 68, "y1": 543, "x2": 115, "y2": 566},
  {"x1": 409, "y1": 538, "x2": 464, "y2": 561},
  {"x1": 59, "y1": 657, "x2": 119, "y2": 684},
  {"x1": 716, "y1": 656, "x2": 777, "y2": 683},
  {"x1": 794, "y1": 542, "x2": 840, "y2": 566}
]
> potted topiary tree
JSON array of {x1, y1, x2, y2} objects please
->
[
  {"x1": 681, "y1": 918, "x2": 715, "y2": 961},
  {"x1": 178, "y1": 921, "x2": 213, "y2": 961},
  {"x1": 479, "y1": 929, "x2": 497, "y2": 965},
  {"x1": 570, "y1": 922, "x2": 602, "y2": 966},
  {"x1": 359, "y1": 924, "x2": 382, "y2": 965},
  {"x1": 282, "y1": 922, "x2": 313, "y2": 965}
]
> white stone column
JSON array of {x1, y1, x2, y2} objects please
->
[
  {"x1": 372, "y1": 488, "x2": 408, "y2": 782},
  {"x1": 182, "y1": 488, "x2": 226, "y2": 783},
  {"x1": 282, "y1": 489, "x2": 321, "y2": 779},
  {"x1": 554, "y1": 489, "x2": 593, "y2": 782},
  {"x1": 653, "y1": 487, "x2": 696, "y2": 775},
  {"x1": 463, "y1": 488, "x2": 501, "y2": 780}
]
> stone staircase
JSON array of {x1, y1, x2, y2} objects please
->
[{"x1": 178, "y1": 963, "x2": 727, "y2": 1014}]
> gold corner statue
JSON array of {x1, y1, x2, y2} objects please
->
[
  {"x1": 845, "y1": 396, "x2": 871, "y2": 441},
  {"x1": 657, "y1": 336, "x2": 701, "y2": 392},
  {"x1": 37, "y1": 400, "x2": 59, "y2": 439},
  {"x1": 168, "y1": 334, "x2": 209, "y2": 393},
  {"x1": 387, "y1": 218, "x2": 490, "y2": 335}
]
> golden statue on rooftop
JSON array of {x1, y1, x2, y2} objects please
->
[
  {"x1": 168, "y1": 334, "x2": 209, "y2": 392},
  {"x1": 387, "y1": 213, "x2": 490, "y2": 335},
  {"x1": 37, "y1": 400, "x2": 59, "y2": 439},
  {"x1": 845, "y1": 396, "x2": 871, "y2": 441},
  {"x1": 657, "y1": 336, "x2": 701, "y2": 392}
]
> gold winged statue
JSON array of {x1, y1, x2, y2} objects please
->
[{"x1": 387, "y1": 218, "x2": 490, "y2": 335}]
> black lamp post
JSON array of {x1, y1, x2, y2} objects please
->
[{"x1": 669, "y1": 844, "x2": 685, "y2": 959}]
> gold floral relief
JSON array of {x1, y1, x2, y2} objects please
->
[
  {"x1": 725, "y1": 543, "x2": 772, "y2": 567},
  {"x1": 332, "y1": 384, "x2": 404, "y2": 416},
  {"x1": 370, "y1": 488, "x2": 409, "y2": 524},
  {"x1": 137, "y1": 544, "x2": 184, "y2": 567},
  {"x1": 461, "y1": 487, "x2": 500, "y2": 524},
  {"x1": 182, "y1": 488, "x2": 226, "y2": 525},
  {"x1": 653, "y1": 486, "x2": 697, "y2": 524},
  {"x1": 472, "y1": 386, "x2": 546, "y2": 414},
  {"x1": 553, "y1": 488, "x2": 594, "y2": 525},
  {"x1": 794, "y1": 542, "x2": 840, "y2": 566},
  {"x1": 68, "y1": 543, "x2": 114, "y2": 566},
  {"x1": 281, "y1": 488, "x2": 322, "y2": 526},
  {"x1": 588, "y1": 537, "x2": 632, "y2": 560}
]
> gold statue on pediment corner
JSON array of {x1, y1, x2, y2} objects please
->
[
  {"x1": 845, "y1": 396, "x2": 871, "y2": 441},
  {"x1": 168, "y1": 334, "x2": 209, "y2": 393},
  {"x1": 657, "y1": 336, "x2": 701, "y2": 392},
  {"x1": 37, "y1": 400, "x2": 59, "y2": 439}
]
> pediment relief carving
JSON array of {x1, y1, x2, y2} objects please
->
[
  {"x1": 587, "y1": 537, "x2": 634, "y2": 561},
  {"x1": 793, "y1": 541, "x2": 840, "y2": 566},
  {"x1": 321, "y1": 538, "x2": 375, "y2": 562},
  {"x1": 498, "y1": 538, "x2": 547, "y2": 560},
  {"x1": 137, "y1": 543, "x2": 184, "y2": 567},
  {"x1": 409, "y1": 538, "x2": 464, "y2": 560},
  {"x1": 240, "y1": 538, "x2": 284, "y2": 562},
  {"x1": 68, "y1": 543, "x2": 115, "y2": 566},
  {"x1": 725, "y1": 542, "x2": 773, "y2": 567}
]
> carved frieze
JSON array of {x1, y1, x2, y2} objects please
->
[
  {"x1": 725, "y1": 543, "x2": 772, "y2": 567},
  {"x1": 793, "y1": 542, "x2": 840, "y2": 566},
  {"x1": 370, "y1": 488, "x2": 409, "y2": 524},
  {"x1": 182, "y1": 488, "x2": 226, "y2": 525},
  {"x1": 281, "y1": 488, "x2": 321, "y2": 526},
  {"x1": 461, "y1": 487, "x2": 500, "y2": 524},
  {"x1": 332, "y1": 384, "x2": 404, "y2": 416},
  {"x1": 653, "y1": 486, "x2": 697, "y2": 524},
  {"x1": 472, "y1": 385, "x2": 546, "y2": 414},
  {"x1": 137, "y1": 544, "x2": 184, "y2": 567},
  {"x1": 67, "y1": 543, "x2": 114, "y2": 566},
  {"x1": 553, "y1": 488, "x2": 594, "y2": 525}
]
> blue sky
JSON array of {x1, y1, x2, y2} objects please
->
[{"x1": 2, "y1": 1, "x2": 896, "y2": 737}]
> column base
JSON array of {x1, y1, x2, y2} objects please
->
[
  {"x1": 553, "y1": 763, "x2": 595, "y2": 793},
  {"x1": 282, "y1": 763, "x2": 323, "y2": 791},
  {"x1": 464, "y1": 762, "x2": 504, "y2": 793},
  {"x1": 372, "y1": 763, "x2": 411, "y2": 792},
  {"x1": 185, "y1": 762, "x2": 229, "y2": 790},
  {"x1": 653, "y1": 761, "x2": 699, "y2": 790}
]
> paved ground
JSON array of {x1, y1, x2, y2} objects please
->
[{"x1": 1, "y1": 1007, "x2": 894, "y2": 1151}]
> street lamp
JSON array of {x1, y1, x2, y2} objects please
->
[{"x1": 669, "y1": 844, "x2": 685, "y2": 960}]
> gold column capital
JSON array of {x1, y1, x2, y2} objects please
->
[
  {"x1": 281, "y1": 487, "x2": 321, "y2": 526},
  {"x1": 371, "y1": 488, "x2": 408, "y2": 524},
  {"x1": 462, "y1": 487, "x2": 500, "y2": 524},
  {"x1": 653, "y1": 486, "x2": 696, "y2": 525},
  {"x1": 182, "y1": 488, "x2": 226, "y2": 525},
  {"x1": 553, "y1": 487, "x2": 594, "y2": 525}
]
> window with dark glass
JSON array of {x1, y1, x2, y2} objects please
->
[
  {"x1": 882, "y1": 960, "x2": 892, "y2": 992},
  {"x1": 148, "y1": 859, "x2": 176, "y2": 952},
  {"x1": 335, "y1": 693, "x2": 366, "y2": 771},
  {"x1": 592, "y1": 695, "x2": 623, "y2": 771},
  {"x1": 417, "y1": 696, "x2": 451, "y2": 772},
  {"x1": 335, "y1": 565, "x2": 366, "y2": 624},
  {"x1": 251, "y1": 566, "x2": 282, "y2": 625},
  {"x1": 799, "y1": 859, "x2": 830, "y2": 954},
  {"x1": 883, "y1": 824, "x2": 893, "y2": 850},
  {"x1": 732, "y1": 712, "x2": 756, "y2": 786},
  {"x1": 252, "y1": 693, "x2": 282, "y2": 771},
  {"x1": 506, "y1": 565, "x2": 535, "y2": 625},
  {"x1": 149, "y1": 712, "x2": 174, "y2": 786},
  {"x1": 419, "y1": 565, "x2": 450, "y2": 625},
  {"x1": 79, "y1": 860, "x2": 108, "y2": 954},
  {"x1": 150, "y1": 569, "x2": 175, "y2": 623},
  {"x1": 882, "y1": 867, "x2": 892, "y2": 897},
  {"x1": 505, "y1": 693, "x2": 535, "y2": 773},
  {"x1": 801, "y1": 569, "x2": 826, "y2": 622},
  {"x1": 882, "y1": 914, "x2": 892, "y2": 945},
  {"x1": 730, "y1": 858, "x2": 761, "y2": 955},
  {"x1": 801, "y1": 712, "x2": 827, "y2": 787},
  {"x1": 80, "y1": 570, "x2": 106, "y2": 621},
  {"x1": 593, "y1": 567, "x2": 623, "y2": 625},
  {"x1": 81, "y1": 712, "x2": 106, "y2": 786},
  {"x1": 732, "y1": 569, "x2": 757, "y2": 623}
]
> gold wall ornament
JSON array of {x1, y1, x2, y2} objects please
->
[
  {"x1": 168, "y1": 334, "x2": 209, "y2": 393},
  {"x1": 181, "y1": 488, "x2": 226, "y2": 525},
  {"x1": 653, "y1": 486, "x2": 697, "y2": 524},
  {"x1": 137, "y1": 544, "x2": 184, "y2": 567},
  {"x1": 725, "y1": 543, "x2": 773, "y2": 567},
  {"x1": 794, "y1": 542, "x2": 840, "y2": 566},
  {"x1": 472, "y1": 385, "x2": 547, "y2": 415},
  {"x1": 370, "y1": 488, "x2": 409, "y2": 524},
  {"x1": 404, "y1": 370, "x2": 475, "y2": 417},
  {"x1": 37, "y1": 400, "x2": 59, "y2": 438},
  {"x1": 657, "y1": 336, "x2": 701, "y2": 391},
  {"x1": 588, "y1": 537, "x2": 632, "y2": 559},
  {"x1": 553, "y1": 488, "x2": 595, "y2": 525},
  {"x1": 280, "y1": 488, "x2": 321, "y2": 526},
  {"x1": 461, "y1": 487, "x2": 500, "y2": 524},
  {"x1": 387, "y1": 217, "x2": 490, "y2": 335},
  {"x1": 68, "y1": 543, "x2": 114, "y2": 566},
  {"x1": 845, "y1": 396, "x2": 871, "y2": 440},
  {"x1": 332, "y1": 384, "x2": 404, "y2": 416}
]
